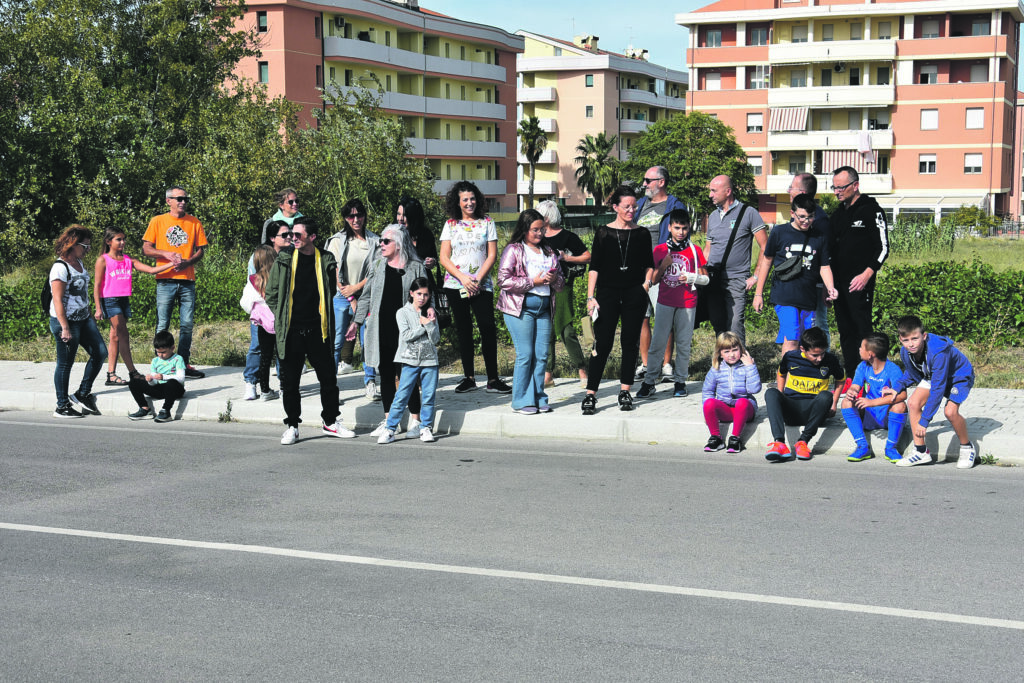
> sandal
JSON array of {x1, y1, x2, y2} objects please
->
[{"x1": 105, "y1": 372, "x2": 129, "y2": 386}]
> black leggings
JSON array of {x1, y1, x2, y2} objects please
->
[
  {"x1": 256, "y1": 326, "x2": 276, "y2": 393},
  {"x1": 587, "y1": 285, "x2": 648, "y2": 392},
  {"x1": 446, "y1": 288, "x2": 499, "y2": 381}
]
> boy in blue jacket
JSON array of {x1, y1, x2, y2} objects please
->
[{"x1": 882, "y1": 315, "x2": 976, "y2": 468}]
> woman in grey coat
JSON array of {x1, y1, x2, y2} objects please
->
[{"x1": 350, "y1": 225, "x2": 429, "y2": 436}]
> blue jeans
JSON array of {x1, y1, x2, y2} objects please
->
[
  {"x1": 243, "y1": 322, "x2": 260, "y2": 383},
  {"x1": 502, "y1": 293, "x2": 552, "y2": 410},
  {"x1": 49, "y1": 316, "x2": 108, "y2": 408},
  {"x1": 387, "y1": 365, "x2": 438, "y2": 431},
  {"x1": 333, "y1": 294, "x2": 376, "y2": 385},
  {"x1": 155, "y1": 280, "x2": 196, "y2": 365}
]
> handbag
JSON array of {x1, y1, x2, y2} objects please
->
[
  {"x1": 697, "y1": 205, "x2": 747, "y2": 325},
  {"x1": 773, "y1": 229, "x2": 811, "y2": 282},
  {"x1": 433, "y1": 288, "x2": 452, "y2": 330}
]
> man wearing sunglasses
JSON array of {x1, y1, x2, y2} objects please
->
[
  {"x1": 143, "y1": 186, "x2": 208, "y2": 378},
  {"x1": 260, "y1": 187, "x2": 303, "y2": 244}
]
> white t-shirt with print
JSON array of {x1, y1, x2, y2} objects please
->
[
  {"x1": 439, "y1": 216, "x2": 498, "y2": 292},
  {"x1": 49, "y1": 260, "x2": 91, "y2": 320}
]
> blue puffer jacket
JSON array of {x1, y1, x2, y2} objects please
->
[{"x1": 702, "y1": 361, "x2": 763, "y2": 409}]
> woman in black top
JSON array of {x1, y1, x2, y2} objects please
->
[
  {"x1": 396, "y1": 196, "x2": 439, "y2": 280},
  {"x1": 582, "y1": 186, "x2": 655, "y2": 414}
]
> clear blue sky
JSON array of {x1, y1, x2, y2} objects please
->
[{"x1": 424, "y1": 1, "x2": 709, "y2": 71}]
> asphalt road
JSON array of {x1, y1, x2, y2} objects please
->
[{"x1": 2, "y1": 413, "x2": 1022, "y2": 681}]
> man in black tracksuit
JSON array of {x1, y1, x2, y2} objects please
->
[{"x1": 828, "y1": 165, "x2": 889, "y2": 379}]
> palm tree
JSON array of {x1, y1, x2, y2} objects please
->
[
  {"x1": 573, "y1": 132, "x2": 620, "y2": 207},
  {"x1": 518, "y1": 116, "x2": 548, "y2": 209}
]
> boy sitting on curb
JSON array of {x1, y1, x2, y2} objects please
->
[
  {"x1": 128, "y1": 331, "x2": 186, "y2": 423},
  {"x1": 841, "y1": 332, "x2": 908, "y2": 462},
  {"x1": 764, "y1": 327, "x2": 844, "y2": 462},
  {"x1": 882, "y1": 315, "x2": 977, "y2": 469}
]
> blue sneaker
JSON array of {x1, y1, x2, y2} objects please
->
[
  {"x1": 673, "y1": 382, "x2": 688, "y2": 397},
  {"x1": 847, "y1": 443, "x2": 874, "y2": 462}
]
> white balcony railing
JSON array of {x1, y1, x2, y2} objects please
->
[
  {"x1": 434, "y1": 179, "x2": 507, "y2": 196},
  {"x1": 424, "y1": 54, "x2": 506, "y2": 82},
  {"x1": 518, "y1": 87, "x2": 557, "y2": 103},
  {"x1": 769, "y1": 39, "x2": 896, "y2": 65},
  {"x1": 767, "y1": 128, "x2": 894, "y2": 151},
  {"x1": 517, "y1": 179, "x2": 558, "y2": 195},
  {"x1": 766, "y1": 173, "x2": 892, "y2": 194},
  {"x1": 620, "y1": 119, "x2": 653, "y2": 135},
  {"x1": 538, "y1": 118, "x2": 557, "y2": 133},
  {"x1": 330, "y1": 86, "x2": 506, "y2": 120},
  {"x1": 619, "y1": 88, "x2": 687, "y2": 110},
  {"x1": 324, "y1": 37, "x2": 506, "y2": 82},
  {"x1": 517, "y1": 149, "x2": 557, "y2": 164},
  {"x1": 767, "y1": 84, "x2": 895, "y2": 108}
]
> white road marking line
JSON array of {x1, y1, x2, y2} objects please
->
[{"x1": 3, "y1": 522, "x2": 1022, "y2": 631}]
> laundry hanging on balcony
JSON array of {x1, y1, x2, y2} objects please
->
[
  {"x1": 768, "y1": 107, "x2": 808, "y2": 132},
  {"x1": 857, "y1": 130, "x2": 877, "y2": 165},
  {"x1": 822, "y1": 149, "x2": 875, "y2": 174}
]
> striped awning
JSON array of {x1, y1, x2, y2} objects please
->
[
  {"x1": 769, "y1": 107, "x2": 808, "y2": 132},
  {"x1": 822, "y1": 149, "x2": 875, "y2": 174}
]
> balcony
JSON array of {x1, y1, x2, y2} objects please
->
[
  {"x1": 768, "y1": 84, "x2": 895, "y2": 109},
  {"x1": 517, "y1": 179, "x2": 558, "y2": 195},
  {"x1": 424, "y1": 54, "x2": 506, "y2": 82},
  {"x1": 517, "y1": 149, "x2": 557, "y2": 164},
  {"x1": 766, "y1": 173, "x2": 892, "y2": 195},
  {"x1": 538, "y1": 118, "x2": 557, "y2": 133},
  {"x1": 324, "y1": 37, "x2": 507, "y2": 82},
  {"x1": 619, "y1": 88, "x2": 687, "y2": 110},
  {"x1": 620, "y1": 119, "x2": 653, "y2": 135},
  {"x1": 407, "y1": 139, "x2": 507, "y2": 158},
  {"x1": 767, "y1": 129, "x2": 894, "y2": 151},
  {"x1": 331, "y1": 86, "x2": 506, "y2": 120},
  {"x1": 434, "y1": 179, "x2": 507, "y2": 196},
  {"x1": 769, "y1": 39, "x2": 896, "y2": 65},
  {"x1": 518, "y1": 87, "x2": 557, "y2": 103}
]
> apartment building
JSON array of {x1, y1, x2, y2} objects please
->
[
  {"x1": 677, "y1": 0, "x2": 1022, "y2": 223},
  {"x1": 516, "y1": 32, "x2": 688, "y2": 207},
  {"x1": 234, "y1": 0, "x2": 523, "y2": 211}
]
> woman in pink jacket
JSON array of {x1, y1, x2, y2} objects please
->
[{"x1": 496, "y1": 209, "x2": 564, "y2": 414}]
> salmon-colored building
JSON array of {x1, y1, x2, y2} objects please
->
[
  {"x1": 676, "y1": 0, "x2": 1022, "y2": 223},
  {"x1": 515, "y1": 32, "x2": 688, "y2": 207},
  {"x1": 233, "y1": 0, "x2": 523, "y2": 212}
]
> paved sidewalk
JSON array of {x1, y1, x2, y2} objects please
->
[{"x1": 1, "y1": 360, "x2": 1020, "y2": 466}]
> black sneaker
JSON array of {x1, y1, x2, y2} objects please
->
[
  {"x1": 454, "y1": 377, "x2": 477, "y2": 393},
  {"x1": 485, "y1": 378, "x2": 512, "y2": 394},
  {"x1": 726, "y1": 436, "x2": 743, "y2": 453},
  {"x1": 53, "y1": 405, "x2": 84, "y2": 419},
  {"x1": 184, "y1": 366, "x2": 205, "y2": 379},
  {"x1": 673, "y1": 382, "x2": 688, "y2": 397},
  {"x1": 704, "y1": 435, "x2": 726, "y2": 452},
  {"x1": 71, "y1": 390, "x2": 100, "y2": 415},
  {"x1": 128, "y1": 407, "x2": 153, "y2": 420},
  {"x1": 636, "y1": 383, "x2": 656, "y2": 399},
  {"x1": 618, "y1": 389, "x2": 633, "y2": 411},
  {"x1": 581, "y1": 393, "x2": 596, "y2": 415},
  {"x1": 154, "y1": 409, "x2": 172, "y2": 423}
]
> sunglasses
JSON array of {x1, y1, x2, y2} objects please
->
[
  {"x1": 346, "y1": 212, "x2": 365, "y2": 219},
  {"x1": 276, "y1": 231, "x2": 294, "y2": 239},
  {"x1": 286, "y1": 199, "x2": 299, "y2": 205},
  {"x1": 380, "y1": 238, "x2": 394, "y2": 245},
  {"x1": 79, "y1": 243, "x2": 91, "y2": 251},
  {"x1": 169, "y1": 196, "x2": 189, "y2": 202}
]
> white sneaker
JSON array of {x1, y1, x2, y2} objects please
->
[
  {"x1": 957, "y1": 442, "x2": 977, "y2": 469},
  {"x1": 377, "y1": 428, "x2": 395, "y2": 444},
  {"x1": 633, "y1": 363, "x2": 647, "y2": 383},
  {"x1": 243, "y1": 382, "x2": 258, "y2": 400},
  {"x1": 895, "y1": 449, "x2": 932, "y2": 467},
  {"x1": 419, "y1": 426, "x2": 436, "y2": 443},
  {"x1": 370, "y1": 419, "x2": 389, "y2": 437},
  {"x1": 261, "y1": 389, "x2": 279, "y2": 401},
  {"x1": 365, "y1": 381, "x2": 379, "y2": 401},
  {"x1": 405, "y1": 421, "x2": 422, "y2": 439},
  {"x1": 281, "y1": 426, "x2": 299, "y2": 445},
  {"x1": 661, "y1": 362, "x2": 674, "y2": 382},
  {"x1": 322, "y1": 421, "x2": 356, "y2": 438},
  {"x1": 337, "y1": 361, "x2": 355, "y2": 376}
]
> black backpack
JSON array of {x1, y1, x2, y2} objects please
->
[{"x1": 41, "y1": 260, "x2": 71, "y2": 314}]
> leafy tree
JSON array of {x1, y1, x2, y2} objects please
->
[
  {"x1": 518, "y1": 115, "x2": 548, "y2": 209},
  {"x1": 621, "y1": 111, "x2": 756, "y2": 222},
  {"x1": 573, "y1": 132, "x2": 620, "y2": 207}
]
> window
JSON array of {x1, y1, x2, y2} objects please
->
[
  {"x1": 818, "y1": 111, "x2": 832, "y2": 130},
  {"x1": 792, "y1": 26, "x2": 808, "y2": 43},
  {"x1": 329, "y1": 66, "x2": 335, "y2": 83},
  {"x1": 585, "y1": 105, "x2": 594, "y2": 118},
  {"x1": 747, "y1": 112, "x2": 763, "y2": 133},
  {"x1": 920, "y1": 109, "x2": 938, "y2": 130},
  {"x1": 705, "y1": 72, "x2": 721, "y2": 90},
  {"x1": 849, "y1": 67, "x2": 860, "y2": 86},
  {"x1": 750, "y1": 65, "x2": 769, "y2": 90},
  {"x1": 922, "y1": 19, "x2": 940, "y2": 38},
  {"x1": 749, "y1": 156, "x2": 763, "y2": 176},
  {"x1": 970, "y1": 64, "x2": 988, "y2": 82},
  {"x1": 876, "y1": 67, "x2": 890, "y2": 86},
  {"x1": 706, "y1": 29, "x2": 722, "y2": 47},
  {"x1": 554, "y1": 47, "x2": 562, "y2": 56},
  {"x1": 460, "y1": 45, "x2": 466, "y2": 60},
  {"x1": 850, "y1": 23, "x2": 862, "y2": 40},
  {"x1": 789, "y1": 158, "x2": 806, "y2": 174},
  {"x1": 790, "y1": 70, "x2": 806, "y2": 88},
  {"x1": 385, "y1": 31, "x2": 391, "y2": 47},
  {"x1": 314, "y1": 16, "x2": 322, "y2": 39},
  {"x1": 920, "y1": 64, "x2": 937, "y2": 84},
  {"x1": 877, "y1": 21, "x2": 892, "y2": 40},
  {"x1": 848, "y1": 111, "x2": 861, "y2": 129},
  {"x1": 821, "y1": 24, "x2": 833, "y2": 42},
  {"x1": 820, "y1": 69, "x2": 832, "y2": 87},
  {"x1": 315, "y1": 65, "x2": 323, "y2": 88},
  {"x1": 750, "y1": 27, "x2": 768, "y2": 46},
  {"x1": 919, "y1": 153, "x2": 937, "y2": 174},
  {"x1": 585, "y1": 74, "x2": 594, "y2": 87},
  {"x1": 971, "y1": 17, "x2": 990, "y2": 36},
  {"x1": 964, "y1": 153, "x2": 983, "y2": 174},
  {"x1": 385, "y1": 74, "x2": 391, "y2": 91},
  {"x1": 258, "y1": 61, "x2": 269, "y2": 84},
  {"x1": 257, "y1": 11, "x2": 268, "y2": 33},
  {"x1": 344, "y1": 69, "x2": 353, "y2": 86},
  {"x1": 966, "y1": 107, "x2": 984, "y2": 129}
]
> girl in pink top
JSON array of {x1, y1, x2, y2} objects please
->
[{"x1": 94, "y1": 228, "x2": 173, "y2": 385}]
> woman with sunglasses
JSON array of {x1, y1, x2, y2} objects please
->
[
  {"x1": 350, "y1": 225, "x2": 430, "y2": 436},
  {"x1": 48, "y1": 224, "x2": 108, "y2": 418},
  {"x1": 259, "y1": 188, "x2": 302, "y2": 244},
  {"x1": 325, "y1": 198, "x2": 380, "y2": 400},
  {"x1": 581, "y1": 186, "x2": 655, "y2": 415}
]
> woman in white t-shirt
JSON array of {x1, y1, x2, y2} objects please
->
[
  {"x1": 48, "y1": 224, "x2": 108, "y2": 418},
  {"x1": 438, "y1": 181, "x2": 511, "y2": 395}
]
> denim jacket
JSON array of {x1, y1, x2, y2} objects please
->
[{"x1": 496, "y1": 242, "x2": 565, "y2": 318}]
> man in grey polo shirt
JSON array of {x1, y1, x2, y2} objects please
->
[{"x1": 704, "y1": 174, "x2": 767, "y2": 346}]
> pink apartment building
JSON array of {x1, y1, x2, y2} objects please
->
[
  {"x1": 233, "y1": 0, "x2": 523, "y2": 211},
  {"x1": 676, "y1": 0, "x2": 1022, "y2": 223}
]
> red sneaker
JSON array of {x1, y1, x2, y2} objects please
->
[
  {"x1": 794, "y1": 440, "x2": 813, "y2": 460},
  {"x1": 765, "y1": 441, "x2": 792, "y2": 462}
]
